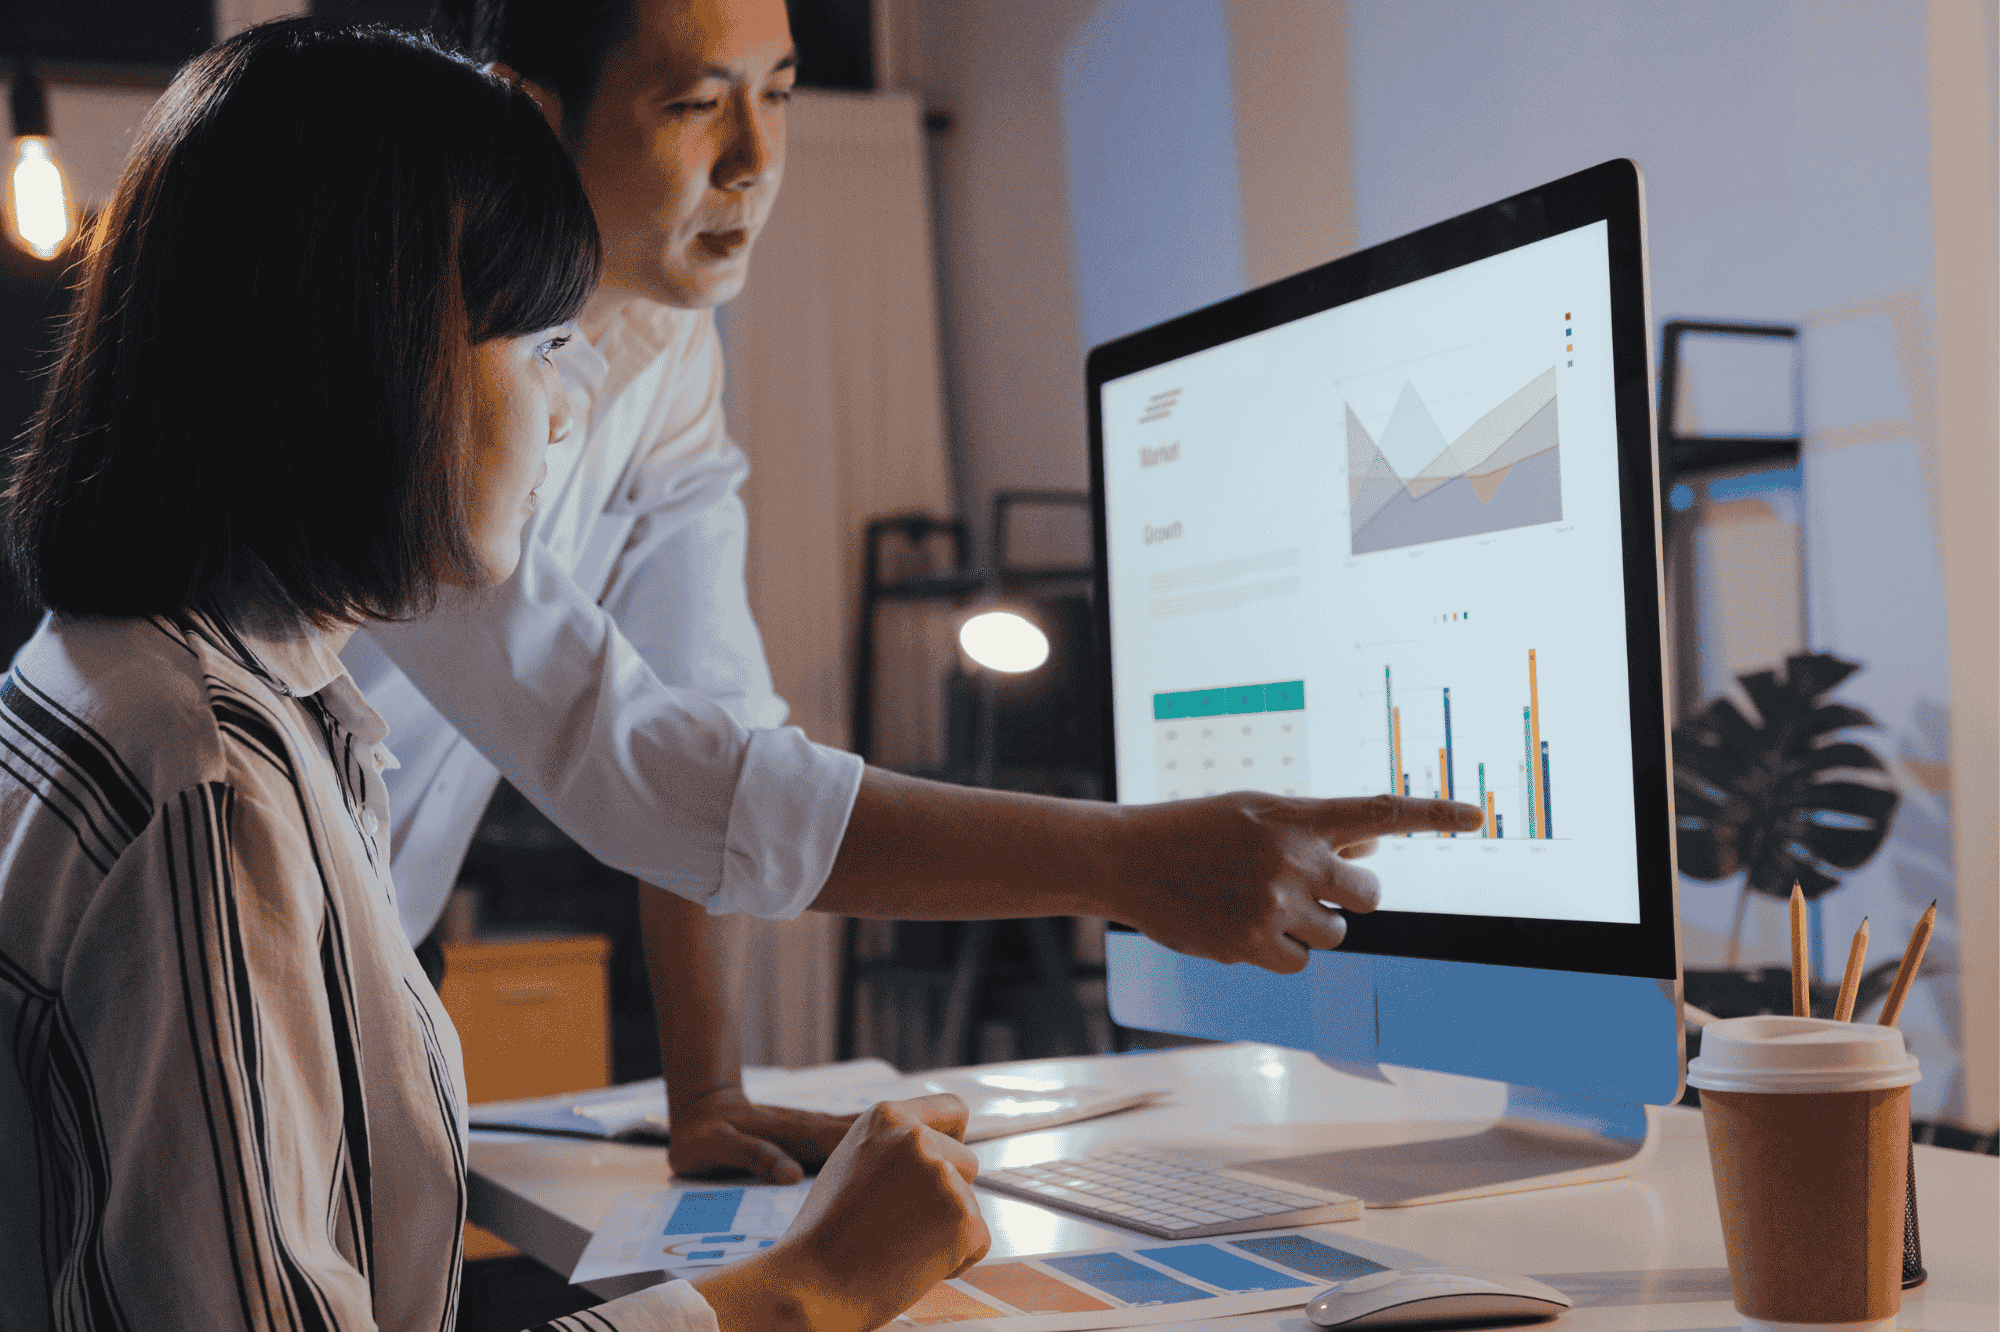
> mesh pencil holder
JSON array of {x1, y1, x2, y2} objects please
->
[{"x1": 1902, "y1": 1141, "x2": 1925, "y2": 1288}]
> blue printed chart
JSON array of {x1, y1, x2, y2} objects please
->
[
  {"x1": 575, "y1": 1193, "x2": 1438, "y2": 1331},
  {"x1": 897, "y1": 1227, "x2": 1431, "y2": 1330},
  {"x1": 571, "y1": 1181, "x2": 813, "y2": 1283}
]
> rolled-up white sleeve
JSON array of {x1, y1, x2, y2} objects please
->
[
  {"x1": 366, "y1": 543, "x2": 862, "y2": 919},
  {"x1": 535, "y1": 1280, "x2": 717, "y2": 1332}
]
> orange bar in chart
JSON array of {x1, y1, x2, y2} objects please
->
[
  {"x1": 960, "y1": 1264, "x2": 1114, "y2": 1314},
  {"x1": 1528, "y1": 649, "x2": 1545, "y2": 838},
  {"x1": 1438, "y1": 747, "x2": 1449, "y2": 819},
  {"x1": 1392, "y1": 706, "x2": 1405, "y2": 796},
  {"x1": 900, "y1": 1284, "x2": 1012, "y2": 1325},
  {"x1": 1486, "y1": 791, "x2": 1496, "y2": 837}
]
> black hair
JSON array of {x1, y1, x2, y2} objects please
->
[
  {"x1": 432, "y1": 0, "x2": 636, "y2": 117},
  {"x1": 6, "y1": 19, "x2": 601, "y2": 627}
]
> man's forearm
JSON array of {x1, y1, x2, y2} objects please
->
[
  {"x1": 639, "y1": 882, "x2": 744, "y2": 1113},
  {"x1": 813, "y1": 770, "x2": 1485, "y2": 974},
  {"x1": 811, "y1": 767, "x2": 1123, "y2": 920}
]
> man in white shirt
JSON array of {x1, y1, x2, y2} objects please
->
[{"x1": 362, "y1": 0, "x2": 1482, "y2": 1183}]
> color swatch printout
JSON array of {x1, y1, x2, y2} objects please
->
[{"x1": 893, "y1": 1227, "x2": 1399, "y2": 1331}]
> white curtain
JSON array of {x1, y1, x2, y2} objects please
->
[{"x1": 719, "y1": 88, "x2": 954, "y2": 1068}]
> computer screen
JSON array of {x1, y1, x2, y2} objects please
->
[
  {"x1": 1102, "y1": 220, "x2": 1636, "y2": 926},
  {"x1": 1087, "y1": 166, "x2": 1682, "y2": 1175},
  {"x1": 1090, "y1": 159, "x2": 1677, "y2": 983}
]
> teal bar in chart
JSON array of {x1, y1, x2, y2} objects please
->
[{"x1": 1522, "y1": 709, "x2": 1539, "y2": 838}]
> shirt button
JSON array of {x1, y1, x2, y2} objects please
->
[{"x1": 363, "y1": 809, "x2": 380, "y2": 835}]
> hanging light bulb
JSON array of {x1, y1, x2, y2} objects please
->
[
  {"x1": 959, "y1": 609, "x2": 1050, "y2": 674},
  {"x1": 5, "y1": 61, "x2": 75, "y2": 261}
]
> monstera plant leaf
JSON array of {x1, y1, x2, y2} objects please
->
[{"x1": 1674, "y1": 653, "x2": 1899, "y2": 900}]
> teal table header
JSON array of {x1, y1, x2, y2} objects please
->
[{"x1": 1154, "y1": 680, "x2": 1306, "y2": 721}]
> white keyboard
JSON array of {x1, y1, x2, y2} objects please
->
[{"x1": 977, "y1": 1149, "x2": 1362, "y2": 1239}]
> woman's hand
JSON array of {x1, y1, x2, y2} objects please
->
[{"x1": 693, "y1": 1094, "x2": 990, "y2": 1332}]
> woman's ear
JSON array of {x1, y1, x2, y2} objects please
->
[{"x1": 483, "y1": 61, "x2": 563, "y2": 136}]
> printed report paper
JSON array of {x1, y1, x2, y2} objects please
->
[
  {"x1": 575, "y1": 1192, "x2": 1436, "y2": 1332},
  {"x1": 472, "y1": 1060, "x2": 1166, "y2": 1144}
]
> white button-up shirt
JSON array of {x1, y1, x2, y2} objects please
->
[
  {"x1": 342, "y1": 301, "x2": 864, "y2": 942},
  {"x1": 0, "y1": 610, "x2": 714, "y2": 1332}
]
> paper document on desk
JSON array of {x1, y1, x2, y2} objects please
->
[
  {"x1": 471, "y1": 1060, "x2": 1167, "y2": 1144},
  {"x1": 467, "y1": 1060, "x2": 898, "y2": 1140},
  {"x1": 719, "y1": 1068, "x2": 1172, "y2": 1144},
  {"x1": 570, "y1": 1180, "x2": 814, "y2": 1283},
  {"x1": 577, "y1": 1198, "x2": 1423, "y2": 1331}
]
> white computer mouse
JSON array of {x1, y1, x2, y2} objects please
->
[{"x1": 1305, "y1": 1265, "x2": 1572, "y2": 1328}]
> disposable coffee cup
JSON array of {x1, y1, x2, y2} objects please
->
[{"x1": 1688, "y1": 1015, "x2": 1920, "y2": 1332}]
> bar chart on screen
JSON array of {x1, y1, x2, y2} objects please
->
[
  {"x1": 1319, "y1": 607, "x2": 1643, "y2": 921},
  {"x1": 1376, "y1": 646, "x2": 1559, "y2": 841}
]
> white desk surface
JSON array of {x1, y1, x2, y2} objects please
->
[{"x1": 468, "y1": 1043, "x2": 1999, "y2": 1331}]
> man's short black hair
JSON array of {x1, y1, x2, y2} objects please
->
[
  {"x1": 6, "y1": 19, "x2": 601, "y2": 627},
  {"x1": 432, "y1": 0, "x2": 637, "y2": 116}
]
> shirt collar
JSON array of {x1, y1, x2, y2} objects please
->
[
  {"x1": 564, "y1": 297, "x2": 708, "y2": 403},
  {"x1": 232, "y1": 619, "x2": 349, "y2": 700},
  {"x1": 219, "y1": 614, "x2": 394, "y2": 756}
]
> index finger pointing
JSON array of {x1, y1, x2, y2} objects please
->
[{"x1": 1311, "y1": 794, "x2": 1485, "y2": 843}]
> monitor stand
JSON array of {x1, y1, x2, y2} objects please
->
[{"x1": 1227, "y1": 1083, "x2": 1662, "y2": 1208}]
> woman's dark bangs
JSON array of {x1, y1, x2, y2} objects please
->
[{"x1": 462, "y1": 96, "x2": 600, "y2": 341}]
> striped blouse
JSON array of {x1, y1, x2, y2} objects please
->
[{"x1": 0, "y1": 611, "x2": 713, "y2": 1332}]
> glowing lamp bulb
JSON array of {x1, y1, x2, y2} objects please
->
[
  {"x1": 6, "y1": 136, "x2": 75, "y2": 260},
  {"x1": 959, "y1": 610, "x2": 1049, "y2": 674}
]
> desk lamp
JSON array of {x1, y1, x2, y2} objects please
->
[{"x1": 958, "y1": 607, "x2": 1048, "y2": 789}]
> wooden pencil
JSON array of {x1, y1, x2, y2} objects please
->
[
  {"x1": 1790, "y1": 883, "x2": 1809, "y2": 1017},
  {"x1": 1834, "y1": 918, "x2": 1869, "y2": 1022},
  {"x1": 1878, "y1": 900, "x2": 1938, "y2": 1028}
]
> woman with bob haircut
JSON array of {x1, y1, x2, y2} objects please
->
[{"x1": 0, "y1": 20, "x2": 985, "y2": 1332}]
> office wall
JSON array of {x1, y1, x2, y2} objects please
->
[
  {"x1": 1924, "y1": 0, "x2": 1998, "y2": 1135},
  {"x1": 1346, "y1": 0, "x2": 1978, "y2": 1124},
  {"x1": 913, "y1": 2, "x2": 1094, "y2": 561}
]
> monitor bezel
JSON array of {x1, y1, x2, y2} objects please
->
[{"x1": 1087, "y1": 158, "x2": 1678, "y2": 981}]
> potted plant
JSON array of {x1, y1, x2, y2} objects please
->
[{"x1": 1673, "y1": 653, "x2": 1903, "y2": 1020}]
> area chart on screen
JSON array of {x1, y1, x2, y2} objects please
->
[{"x1": 1348, "y1": 367, "x2": 1561, "y2": 555}]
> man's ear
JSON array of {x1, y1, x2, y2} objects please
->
[{"x1": 483, "y1": 60, "x2": 564, "y2": 136}]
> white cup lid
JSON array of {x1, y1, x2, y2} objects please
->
[{"x1": 1686, "y1": 1015, "x2": 1920, "y2": 1094}]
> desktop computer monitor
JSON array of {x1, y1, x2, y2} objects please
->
[{"x1": 1087, "y1": 160, "x2": 1683, "y2": 1206}]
